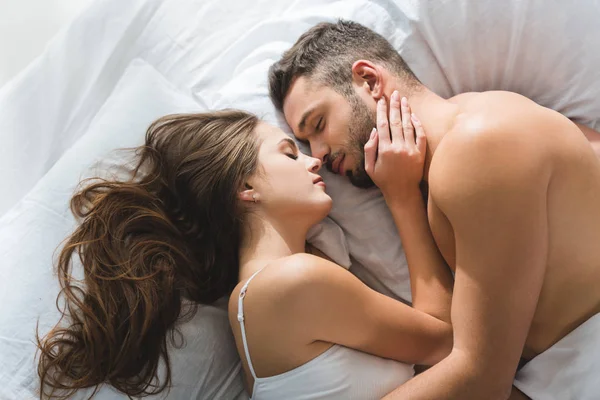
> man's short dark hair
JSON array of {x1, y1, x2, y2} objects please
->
[{"x1": 268, "y1": 19, "x2": 420, "y2": 112}]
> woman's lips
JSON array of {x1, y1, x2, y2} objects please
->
[{"x1": 313, "y1": 176, "x2": 326, "y2": 189}]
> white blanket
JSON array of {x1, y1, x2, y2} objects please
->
[{"x1": 1, "y1": 0, "x2": 600, "y2": 398}]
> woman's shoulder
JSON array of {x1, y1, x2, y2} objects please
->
[
  {"x1": 254, "y1": 253, "x2": 341, "y2": 295},
  {"x1": 228, "y1": 253, "x2": 344, "y2": 320},
  {"x1": 267, "y1": 253, "x2": 346, "y2": 293}
]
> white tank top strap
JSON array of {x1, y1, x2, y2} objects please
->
[{"x1": 237, "y1": 268, "x2": 264, "y2": 380}]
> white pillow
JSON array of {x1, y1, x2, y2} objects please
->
[{"x1": 0, "y1": 59, "x2": 247, "y2": 400}]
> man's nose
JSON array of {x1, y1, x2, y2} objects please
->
[{"x1": 310, "y1": 141, "x2": 329, "y2": 165}]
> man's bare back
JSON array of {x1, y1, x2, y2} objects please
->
[{"x1": 429, "y1": 91, "x2": 600, "y2": 360}]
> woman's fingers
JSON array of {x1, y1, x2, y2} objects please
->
[
  {"x1": 377, "y1": 96, "x2": 391, "y2": 148},
  {"x1": 412, "y1": 113, "x2": 427, "y2": 155},
  {"x1": 389, "y1": 91, "x2": 404, "y2": 144},
  {"x1": 376, "y1": 93, "x2": 425, "y2": 158},
  {"x1": 364, "y1": 128, "x2": 378, "y2": 176},
  {"x1": 401, "y1": 97, "x2": 415, "y2": 148}
]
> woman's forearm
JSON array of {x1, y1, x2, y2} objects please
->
[{"x1": 387, "y1": 192, "x2": 453, "y2": 322}]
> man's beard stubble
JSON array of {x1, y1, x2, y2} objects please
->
[{"x1": 345, "y1": 93, "x2": 377, "y2": 189}]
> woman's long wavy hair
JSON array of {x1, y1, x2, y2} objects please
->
[{"x1": 36, "y1": 110, "x2": 260, "y2": 399}]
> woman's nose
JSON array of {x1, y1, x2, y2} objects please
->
[{"x1": 307, "y1": 156, "x2": 322, "y2": 173}]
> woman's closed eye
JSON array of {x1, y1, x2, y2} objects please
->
[{"x1": 279, "y1": 137, "x2": 299, "y2": 160}]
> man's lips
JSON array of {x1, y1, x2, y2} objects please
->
[{"x1": 332, "y1": 154, "x2": 345, "y2": 175}]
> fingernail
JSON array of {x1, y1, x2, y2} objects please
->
[
  {"x1": 392, "y1": 90, "x2": 399, "y2": 101},
  {"x1": 401, "y1": 97, "x2": 408, "y2": 107},
  {"x1": 379, "y1": 96, "x2": 386, "y2": 105},
  {"x1": 370, "y1": 127, "x2": 377, "y2": 139},
  {"x1": 411, "y1": 113, "x2": 420, "y2": 125}
]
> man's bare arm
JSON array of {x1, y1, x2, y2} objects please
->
[{"x1": 384, "y1": 115, "x2": 552, "y2": 399}]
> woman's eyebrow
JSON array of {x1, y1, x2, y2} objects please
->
[{"x1": 278, "y1": 137, "x2": 299, "y2": 150}]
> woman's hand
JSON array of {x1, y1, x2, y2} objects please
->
[
  {"x1": 365, "y1": 91, "x2": 453, "y2": 326},
  {"x1": 364, "y1": 90, "x2": 426, "y2": 204}
]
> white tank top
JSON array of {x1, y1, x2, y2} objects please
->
[{"x1": 236, "y1": 269, "x2": 415, "y2": 400}]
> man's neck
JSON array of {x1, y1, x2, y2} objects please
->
[{"x1": 387, "y1": 86, "x2": 459, "y2": 181}]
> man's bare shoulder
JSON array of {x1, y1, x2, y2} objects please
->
[
  {"x1": 429, "y1": 91, "x2": 556, "y2": 210},
  {"x1": 434, "y1": 90, "x2": 569, "y2": 168},
  {"x1": 451, "y1": 90, "x2": 535, "y2": 107},
  {"x1": 451, "y1": 90, "x2": 552, "y2": 131}
]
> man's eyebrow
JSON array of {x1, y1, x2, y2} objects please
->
[
  {"x1": 279, "y1": 137, "x2": 299, "y2": 150},
  {"x1": 298, "y1": 107, "x2": 316, "y2": 133}
]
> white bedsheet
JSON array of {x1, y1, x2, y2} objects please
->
[
  {"x1": 1, "y1": 0, "x2": 600, "y2": 398},
  {"x1": 515, "y1": 313, "x2": 600, "y2": 400}
]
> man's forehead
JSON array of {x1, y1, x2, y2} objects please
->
[{"x1": 283, "y1": 76, "x2": 323, "y2": 133}]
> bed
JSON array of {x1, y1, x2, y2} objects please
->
[{"x1": 1, "y1": 0, "x2": 599, "y2": 398}]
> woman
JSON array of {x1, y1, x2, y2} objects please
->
[{"x1": 37, "y1": 95, "x2": 454, "y2": 399}]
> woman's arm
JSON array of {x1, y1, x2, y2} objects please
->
[
  {"x1": 364, "y1": 92, "x2": 453, "y2": 323},
  {"x1": 388, "y1": 194, "x2": 453, "y2": 322},
  {"x1": 268, "y1": 253, "x2": 453, "y2": 366}
]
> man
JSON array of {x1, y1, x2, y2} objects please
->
[{"x1": 268, "y1": 20, "x2": 600, "y2": 399}]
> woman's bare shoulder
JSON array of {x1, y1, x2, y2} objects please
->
[{"x1": 228, "y1": 253, "x2": 344, "y2": 318}]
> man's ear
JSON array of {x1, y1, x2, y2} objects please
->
[{"x1": 351, "y1": 60, "x2": 385, "y2": 100}]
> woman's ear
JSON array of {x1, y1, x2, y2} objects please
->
[
  {"x1": 351, "y1": 60, "x2": 385, "y2": 100},
  {"x1": 238, "y1": 187, "x2": 258, "y2": 203}
]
